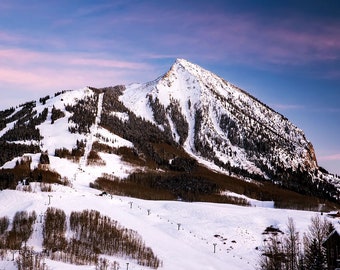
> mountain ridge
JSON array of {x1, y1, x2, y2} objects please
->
[{"x1": 0, "y1": 59, "x2": 339, "y2": 205}]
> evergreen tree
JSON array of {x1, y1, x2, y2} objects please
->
[
  {"x1": 304, "y1": 238, "x2": 325, "y2": 270},
  {"x1": 39, "y1": 151, "x2": 50, "y2": 164},
  {"x1": 302, "y1": 215, "x2": 329, "y2": 270}
]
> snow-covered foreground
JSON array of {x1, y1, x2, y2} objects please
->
[{"x1": 0, "y1": 182, "x2": 324, "y2": 270}]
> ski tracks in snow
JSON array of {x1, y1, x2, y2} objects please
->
[
  {"x1": 76, "y1": 93, "x2": 104, "y2": 180},
  {"x1": 102, "y1": 194, "x2": 256, "y2": 269}
]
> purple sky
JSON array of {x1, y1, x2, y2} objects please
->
[{"x1": 0, "y1": 0, "x2": 339, "y2": 174}]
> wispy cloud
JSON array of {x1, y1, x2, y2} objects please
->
[
  {"x1": 0, "y1": 1, "x2": 339, "y2": 109},
  {"x1": 308, "y1": 106, "x2": 340, "y2": 114},
  {"x1": 0, "y1": 48, "x2": 150, "y2": 70},
  {"x1": 201, "y1": 13, "x2": 340, "y2": 66},
  {"x1": 3, "y1": 2, "x2": 339, "y2": 73},
  {"x1": 322, "y1": 69, "x2": 340, "y2": 80},
  {"x1": 271, "y1": 104, "x2": 305, "y2": 111},
  {"x1": 319, "y1": 154, "x2": 340, "y2": 161},
  {"x1": 133, "y1": 8, "x2": 340, "y2": 69},
  {"x1": 0, "y1": 31, "x2": 22, "y2": 43},
  {"x1": 0, "y1": 47, "x2": 155, "y2": 109},
  {"x1": 67, "y1": 58, "x2": 148, "y2": 70},
  {"x1": 270, "y1": 103, "x2": 340, "y2": 114}
]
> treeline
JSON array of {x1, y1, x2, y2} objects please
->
[
  {"x1": 259, "y1": 215, "x2": 334, "y2": 270},
  {"x1": 0, "y1": 141, "x2": 40, "y2": 166},
  {"x1": 2, "y1": 101, "x2": 35, "y2": 126},
  {"x1": 86, "y1": 150, "x2": 106, "y2": 166},
  {"x1": 147, "y1": 95, "x2": 189, "y2": 146},
  {"x1": 65, "y1": 93, "x2": 98, "y2": 134},
  {"x1": 16, "y1": 246, "x2": 45, "y2": 270},
  {"x1": 186, "y1": 163, "x2": 339, "y2": 211},
  {"x1": 90, "y1": 172, "x2": 250, "y2": 206},
  {"x1": 215, "y1": 158, "x2": 338, "y2": 204},
  {"x1": 0, "y1": 107, "x2": 15, "y2": 130},
  {"x1": 0, "y1": 155, "x2": 66, "y2": 190},
  {"x1": 276, "y1": 167, "x2": 338, "y2": 203},
  {"x1": 69, "y1": 209, "x2": 161, "y2": 267},
  {"x1": 100, "y1": 90, "x2": 176, "y2": 167},
  {"x1": 168, "y1": 98, "x2": 189, "y2": 145},
  {"x1": 54, "y1": 139, "x2": 85, "y2": 161},
  {"x1": 42, "y1": 207, "x2": 161, "y2": 268},
  {"x1": 39, "y1": 95, "x2": 50, "y2": 105},
  {"x1": 1, "y1": 104, "x2": 47, "y2": 142}
]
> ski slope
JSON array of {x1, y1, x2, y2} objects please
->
[
  {"x1": 0, "y1": 80, "x2": 338, "y2": 269},
  {"x1": 0, "y1": 177, "x2": 332, "y2": 270}
]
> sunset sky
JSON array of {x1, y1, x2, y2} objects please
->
[{"x1": 0, "y1": 0, "x2": 339, "y2": 174}]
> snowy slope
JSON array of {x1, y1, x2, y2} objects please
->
[
  {"x1": 0, "y1": 59, "x2": 340, "y2": 269},
  {"x1": 0, "y1": 177, "x2": 332, "y2": 270},
  {"x1": 120, "y1": 59, "x2": 318, "y2": 178},
  {"x1": 1, "y1": 59, "x2": 339, "y2": 190}
]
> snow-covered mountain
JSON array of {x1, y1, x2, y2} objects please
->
[
  {"x1": 0, "y1": 59, "x2": 339, "y2": 201},
  {"x1": 0, "y1": 58, "x2": 340, "y2": 270},
  {"x1": 121, "y1": 58, "x2": 318, "y2": 177}
]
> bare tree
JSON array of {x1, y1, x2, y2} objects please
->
[
  {"x1": 283, "y1": 217, "x2": 300, "y2": 270},
  {"x1": 259, "y1": 234, "x2": 285, "y2": 270}
]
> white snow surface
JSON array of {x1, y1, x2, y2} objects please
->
[
  {"x1": 0, "y1": 177, "x2": 335, "y2": 270},
  {"x1": 38, "y1": 88, "x2": 93, "y2": 154},
  {"x1": 0, "y1": 61, "x2": 340, "y2": 269}
]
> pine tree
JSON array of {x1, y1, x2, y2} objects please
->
[{"x1": 304, "y1": 238, "x2": 325, "y2": 270}]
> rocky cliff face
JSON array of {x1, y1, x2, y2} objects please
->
[{"x1": 119, "y1": 59, "x2": 319, "y2": 180}]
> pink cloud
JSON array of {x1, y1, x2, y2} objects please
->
[
  {"x1": 319, "y1": 154, "x2": 340, "y2": 161},
  {"x1": 0, "y1": 47, "x2": 155, "y2": 109},
  {"x1": 67, "y1": 58, "x2": 148, "y2": 70},
  {"x1": 262, "y1": 25, "x2": 340, "y2": 63},
  {"x1": 0, "y1": 48, "x2": 149, "y2": 70},
  {"x1": 0, "y1": 63, "x2": 151, "y2": 107}
]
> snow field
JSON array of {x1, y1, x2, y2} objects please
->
[
  {"x1": 0, "y1": 183, "x2": 325, "y2": 270},
  {"x1": 1, "y1": 74, "x2": 339, "y2": 269}
]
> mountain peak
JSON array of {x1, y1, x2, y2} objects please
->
[
  {"x1": 174, "y1": 58, "x2": 192, "y2": 67},
  {"x1": 170, "y1": 58, "x2": 207, "y2": 77},
  {"x1": 174, "y1": 57, "x2": 187, "y2": 64},
  {"x1": 168, "y1": 59, "x2": 234, "y2": 93}
]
